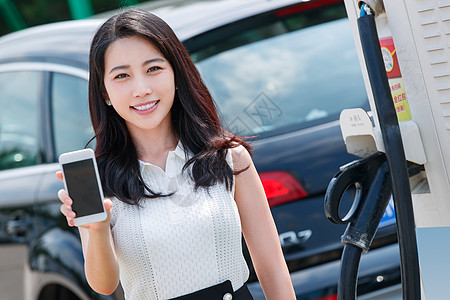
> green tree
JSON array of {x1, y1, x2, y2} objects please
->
[{"x1": 0, "y1": 0, "x2": 147, "y2": 37}]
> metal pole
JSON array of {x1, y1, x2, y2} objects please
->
[
  {"x1": 118, "y1": 0, "x2": 140, "y2": 6},
  {"x1": 67, "y1": 0, "x2": 94, "y2": 20},
  {"x1": 0, "y1": 0, "x2": 27, "y2": 31}
]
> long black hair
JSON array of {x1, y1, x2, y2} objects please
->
[{"x1": 88, "y1": 9, "x2": 251, "y2": 205}]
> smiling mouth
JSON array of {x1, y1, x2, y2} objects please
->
[{"x1": 132, "y1": 100, "x2": 159, "y2": 111}]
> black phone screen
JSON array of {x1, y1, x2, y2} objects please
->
[{"x1": 62, "y1": 159, "x2": 104, "y2": 217}]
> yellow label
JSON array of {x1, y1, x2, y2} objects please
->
[{"x1": 389, "y1": 77, "x2": 411, "y2": 121}]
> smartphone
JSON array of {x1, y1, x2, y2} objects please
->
[{"x1": 59, "y1": 148, "x2": 107, "y2": 226}]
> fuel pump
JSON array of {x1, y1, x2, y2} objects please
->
[{"x1": 325, "y1": 0, "x2": 450, "y2": 299}]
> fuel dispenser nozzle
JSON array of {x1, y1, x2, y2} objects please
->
[
  {"x1": 324, "y1": 152, "x2": 391, "y2": 300},
  {"x1": 325, "y1": 152, "x2": 423, "y2": 299},
  {"x1": 325, "y1": 152, "x2": 391, "y2": 253}
]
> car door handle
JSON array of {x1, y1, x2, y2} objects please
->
[{"x1": 6, "y1": 219, "x2": 32, "y2": 235}]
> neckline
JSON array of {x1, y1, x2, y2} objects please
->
[{"x1": 138, "y1": 140, "x2": 186, "y2": 167}]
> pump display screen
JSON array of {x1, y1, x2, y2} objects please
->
[{"x1": 379, "y1": 199, "x2": 396, "y2": 228}]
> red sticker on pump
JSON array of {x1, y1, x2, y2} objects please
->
[{"x1": 379, "y1": 37, "x2": 401, "y2": 79}]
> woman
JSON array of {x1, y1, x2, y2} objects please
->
[{"x1": 58, "y1": 8, "x2": 295, "y2": 300}]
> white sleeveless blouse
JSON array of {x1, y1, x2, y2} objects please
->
[{"x1": 109, "y1": 142, "x2": 249, "y2": 299}]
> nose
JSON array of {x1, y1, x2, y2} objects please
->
[{"x1": 132, "y1": 76, "x2": 152, "y2": 98}]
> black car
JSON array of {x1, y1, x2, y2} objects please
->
[{"x1": 0, "y1": 0, "x2": 401, "y2": 299}]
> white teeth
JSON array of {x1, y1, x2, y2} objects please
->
[{"x1": 134, "y1": 101, "x2": 157, "y2": 111}]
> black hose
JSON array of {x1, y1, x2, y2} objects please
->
[
  {"x1": 339, "y1": 245, "x2": 362, "y2": 300},
  {"x1": 357, "y1": 14, "x2": 420, "y2": 300},
  {"x1": 331, "y1": 156, "x2": 392, "y2": 300}
]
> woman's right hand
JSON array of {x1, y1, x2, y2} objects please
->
[
  {"x1": 56, "y1": 171, "x2": 112, "y2": 232},
  {"x1": 57, "y1": 172, "x2": 119, "y2": 295}
]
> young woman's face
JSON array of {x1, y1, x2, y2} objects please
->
[{"x1": 103, "y1": 35, "x2": 176, "y2": 137}]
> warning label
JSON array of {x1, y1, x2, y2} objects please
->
[{"x1": 379, "y1": 37, "x2": 412, "y2": 121}]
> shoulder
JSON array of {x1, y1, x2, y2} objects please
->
[{"x1": 230, "y1": 145, "x2": 253, "y2": 172}]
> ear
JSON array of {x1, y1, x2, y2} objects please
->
[{"x1": 102, "y1": 88, "x2": 109, "y2": 102}]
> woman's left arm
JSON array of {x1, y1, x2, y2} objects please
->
[{"x1": 232, "y1": 146, "x2": 296, "y2": 299}]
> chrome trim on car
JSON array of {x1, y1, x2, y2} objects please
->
[{"x1": 0, "y1": 62, "x2": 88, "y2": 80}]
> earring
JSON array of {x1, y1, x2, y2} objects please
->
[{"x1": 106, "y1": 99, "x2": 112, "y2": 106}]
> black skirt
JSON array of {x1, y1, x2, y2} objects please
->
[{"x1": 169, "y1": 280, "x2": 254, "y2": 300}]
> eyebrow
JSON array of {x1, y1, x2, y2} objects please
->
[
  {"x1": 143, "y1": 58, "x2": 165, "y2": 66},
  {"x1": 108, "y1": 58, "x2": 166, "y2": 74}
]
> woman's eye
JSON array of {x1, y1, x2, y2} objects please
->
[
  {"x1": 114, "y1": 73, "x2": 128, "y2": 80},
  {"x1": 148, "y1": 66, "x2": 162, "y2": 73}
]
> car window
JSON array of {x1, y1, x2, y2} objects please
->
[
  {"x1": 51, "y1": 72, "x2": 94, "y2": 156},
  {"x1": 191, "y1": 4, "x2": 367, "y2": 138},
  {"x1": 0, "y1": 71, "x2": 41, "y2": 170}
]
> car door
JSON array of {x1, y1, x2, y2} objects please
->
[
  {"x1": 33, "y1": 69, "x2": 95, "y2": 296},
  {"x1": 36, "y1": 69, "x2": 93, "y2": 217},
  {"x1": 34, "y1": 70, "x2": 93, "y2": 250},
  {"x1": 0, "y1": 68, "x2": 45, "y2": 300}
]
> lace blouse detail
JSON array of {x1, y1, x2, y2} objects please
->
[{"x1": 109, "y1": 143, "x2": 249, "y2": 299}]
